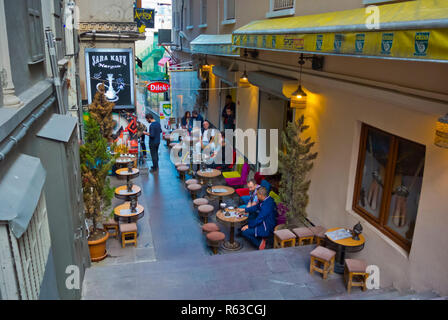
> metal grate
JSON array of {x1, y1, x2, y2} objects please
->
[
  {"x1": 273, "y1": 0, "x2": 294, "y2": 11},
  {"x1": 2, "y1": 193, "x2": 51, "y2": 300}
]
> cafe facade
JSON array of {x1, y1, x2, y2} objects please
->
[{"x1": 172, "y1": 0, "x2": 448, "y2": 295}]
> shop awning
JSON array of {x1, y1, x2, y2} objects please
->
[
  {"x1": 158, "y1": 57, "x2": 172, "y2": 66},
  {"x1": 191, "y1": 34, "x2": 239, "y2": 57},
  {"x1": 212, "y1": 65, "x2": 238, "y2": 86},
  {"x1": 233, "y1": 0, "x2": 448, "y2": 63},
  {"x1": 248, "y1": 71, "x2": 297, "y2": 99}
]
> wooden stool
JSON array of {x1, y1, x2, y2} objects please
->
[
  {"x1": 292, "y1": 227, "x2": 314, "y2": 245},
  {"x1": 309, "y1": 246, "x2": 336, "y2": 280},
  {"x1": 206, "y1": 231, "x2": 225, "y2": 254},
  {"x1": 119, "y1": 223, "x2": 138, "y2": 248},
  {"x1": 198, "y1": 204, "x2": 214, "y2": 224},
  {"x1": 202, "y1": 223, "x2": 220, "y2": 234},
  {"x1": 309, "y1": 226, "x2": 326, "y2": 246},
  {"x1": 186, "y1": 178, "x2": 199, "y2": 186},
  {"x1": 177, "y1": 165, "x2": 189, "y2": 181},
  {"x1": 273, "y1": 229, "x2": 296, "y2": 248},
  {"x1": 103, "y1": 219, "x2": 118, "y2": 238},
  {"x1": 193, "y1": 198, "x2": 209, "y2": 207},
  {"x1": 344, "y1": 259, "x2": 368, "y2": 293},
  {"x1": 187, "y1": 183, "x2": 202, "y2": 199}
]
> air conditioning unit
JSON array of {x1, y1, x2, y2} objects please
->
[{"x1": 158, "y1": 29, "x2": 172, "y2": 45}]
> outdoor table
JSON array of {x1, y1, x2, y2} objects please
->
[
  {"x1": 206, "y1": 185, "x2": 234, "y2": 206},
  {"x1": 325, "y1": 227, "x2": 366, "y2": 274},
  {"x1": 216, "y1": 209, "x2": 248, "y2": 251},
  {"x1": 197, "y1": 168, "x2": 221, "y2": 185},
  {"x1": 115, "y1": 155, "x2": 136, "y2": 168},
  {"x1": 116, "y1": 168, "x2": 139, "y2": 184},
  {"x1": 114, "y1": 185, "x2": 142, "y2": 201},
  {"x1": 114, "y1": 202, "x2": 145, "y2": 224}
]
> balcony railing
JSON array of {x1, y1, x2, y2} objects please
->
[{"x1": 273, "y1": 0, "x2": 294, "y2": 11}]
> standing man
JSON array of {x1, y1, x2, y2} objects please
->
[
  {"x1": 222, "y1": 94, "x2": 236, "y2": 117},
  {"x1": 239, "y1": 187, "x2": 277, "y2": 250},
  {"x1": 144, "y1": 114, "x2": 162, "y2": 173}
]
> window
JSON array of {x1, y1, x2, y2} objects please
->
[
  {"x1": 224, "y1": 0, "x2": 235, "y2": 21},
  {"x1": 200, "y1": 0, "x2": 207, "y2": 26},
  {"x1": 353, "y1": 124, "x2": 426, "y2": 252},
  {"x1": 273, "y1": 0, "x2": 294, "y2": 11},
  {"x1": 186, "y1": 0, "x2": 193, "y2": 28},
  {"x1": 27, "y1": 0, "x2": 45, "y2": 64},
  {"x1": 267, "y1": 0, "x2": 295, "y2": 18}
]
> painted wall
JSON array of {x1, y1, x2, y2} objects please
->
[
  {"x1": 299, "y1": 70, "x2": 448, "y2": 295},
  {"x1": 77, "y1": 0, "x2": 135, "y2": 22}
]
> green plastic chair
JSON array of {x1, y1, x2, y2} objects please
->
[
  {"x1": 269, "y1": 191, "x2": 281, "y2": 204},
  {"x1": 222, "y1": 157, "x2": 244, "y2": 179}
]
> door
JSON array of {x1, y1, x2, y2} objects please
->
[{"x1": 257, "y1": 91, "x2": 289, "y2": 173}]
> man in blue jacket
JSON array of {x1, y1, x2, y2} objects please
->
[
  {"x1": 144, "y1": 114, "x2": 162, "y2": 173},
  {"x1": 239, "y1": 187, "x2": 277, "y2": 250}
]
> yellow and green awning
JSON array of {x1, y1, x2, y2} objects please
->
[
  {"x1": 233, "y1": 0, "x2": 448, "y2": 62},
  {"x1": 191, "y1": 34, "x2": 239, "y2": 57}
]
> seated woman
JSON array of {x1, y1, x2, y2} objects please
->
[
  {"x1": 238, "y1": 187, "x2": 277, "y2": 250},
  {"x1": 181, "y1": 111, "x2": 192, "y2": 133}
]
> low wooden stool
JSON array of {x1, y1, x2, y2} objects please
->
[
  {"x1": 198, "y1": 204, "x2": 214, "y2": 224},
  {"x1": 193, "y1": 198, "x2": 209, "y2": 207},
  {"x1": 206, "y1": 231, "x2": 225, "y2": 254},
  {"x1": 202, "y1": 223, "x2": 220, "y2": 234},
  {"x1": 310, "y1": 246, "x2": 336, "y2": 280},
  {"x1": 344, "y1": 259, "x2": 368, "y2": 293},
  {"x1": 186, "y1": 178, "x2": 199, "y2": 186},
  {"x1": 177, "y1": 165, "x2": 189, "y2": 181},
  {"x1": 103, "y1": 219, "x2": 118, "y2": 238},
  {"x1": 119, "y1": 223, "x2": 138, "y2": 248},
  {"x1": 273, "y1": 229, "x2": 296, "y2": 248},
  {"x1": 188, "y1": 183, "x2": 202, "y2": 199},
  {"x1": 292, "y1": 227, "x2": 314, "y2": 245},
  {"x1": 309, "y1": 226, "x2": 327, "y2": 246}
]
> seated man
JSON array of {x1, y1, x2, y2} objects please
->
[
  {"x1": 240, "y1": 179, "x2": 260, "y2": 209},
  {"x1": 239, "y1": 187, "x2": 277, "y2": 250}
]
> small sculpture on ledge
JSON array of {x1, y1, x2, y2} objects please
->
[
  {"x1": 130, "y1": 198, "x2": 138, "y2": 213},
  {"x1": 352, "y1": 221, "x2": 363, "y2": 240}
]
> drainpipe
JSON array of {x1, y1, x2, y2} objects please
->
[
  {"x1": 0, "y1": 96, "x2": 56, "y2": 162},
  {"x1": 45, "y1": 28, "x2": 66, "y2": 115}
]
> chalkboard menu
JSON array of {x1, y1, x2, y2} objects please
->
[{"x1": 85, "y1": 48, "x2": 135, "y2": 109}]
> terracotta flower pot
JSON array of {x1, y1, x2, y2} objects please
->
[{"x1": 88, "y1": 229, "x2": 109, "y2": 262}]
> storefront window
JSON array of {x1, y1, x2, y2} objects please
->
[{"x1": 353, "y1": 124, "x2": 425, "y2": 252}]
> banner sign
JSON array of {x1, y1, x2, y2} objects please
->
[
  {"x1": 148, "y1": 81, "x2": 170, "y2": 93},
  {"x1": 134, "y1": 8, "x2": 155, "y2": 33},
  {"x1": 233, "y1": 29, "x2": 448, "y2": 62},
  {"x1": 85, "y1": 48, "x2": 135, "y2": 108}
]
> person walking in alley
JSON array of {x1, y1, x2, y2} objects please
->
[
  {"x1": 238, "y1": 187, "x2": 277, "y2": 250},
  {"x1": 144, "y1": 114, "x2": 162, "y2": 173}
]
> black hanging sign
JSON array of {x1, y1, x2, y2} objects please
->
[
  {"x1": 85, "y1": 48, "x2": 135, "y2": 109},
  {"x1": 134, "y1": 8, "x2": 155, "y2": 33}
]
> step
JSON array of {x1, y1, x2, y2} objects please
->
[{"x1": 392, "y1": 291, "x2": 440, "y2": 300}]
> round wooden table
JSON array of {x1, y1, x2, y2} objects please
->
[
  {"x1": 206, "y1": 185, "x2": 234, "y2": 206},
  {"x1": 116, "y1": 155, "x2": 136, "y2": 166},
  {"x1": 197, "y1": 169, "x2": 222, "y2": 185},
  {"x1": 116, "y1": 168, "x2": 140, "y2": 184},
  {"x1": 114, "y1": 185, "x2": 142, "y2": 200},
  {"x1": 114, "y1": 202, "x2": 145, "y2": 223},
  {"x1": 216, "y1": 209, "x2": 248, "y2": 251},
  {"x1": 325, "y1": 227, "x2": 366, "y2": 274}
]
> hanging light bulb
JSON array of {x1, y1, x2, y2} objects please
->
[
  {"x1": 240, "y1": 49, "x2": 250, "y2": 87},
  {"x1": 435, "y1": 113, "x2": 448, "y2": 148},
  {"x1": 291, "y1": 54, "x2": 307, "y2": 109}
]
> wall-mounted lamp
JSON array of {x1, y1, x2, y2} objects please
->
[
  {"x1": 290, "y1": 54, "x2": 307, "y2": 109},
  {"x1": 435, "y1": 113, "x2": 448, "y2": 148},
  {"x1": 239, "y1": 49, "x2": 250, "y2": 87}
]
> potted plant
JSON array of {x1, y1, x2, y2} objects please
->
[
  {"x1": 80, "y1": 118, "x2": 116, "y2": 262},
  {"x1": 278, "y1": 115, "x2": 318, "y2": 228}
]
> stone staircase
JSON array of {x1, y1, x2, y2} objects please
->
[{"x1": 320, "y1": 287, "x2": 444, "y2": 300}]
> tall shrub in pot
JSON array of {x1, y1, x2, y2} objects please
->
[
  {"x1": 279, "y1": 115, "x2": 318, "y2": 226},
  {"x1": 80, "y1": 118, "x2": 115, "y2": 261}
]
